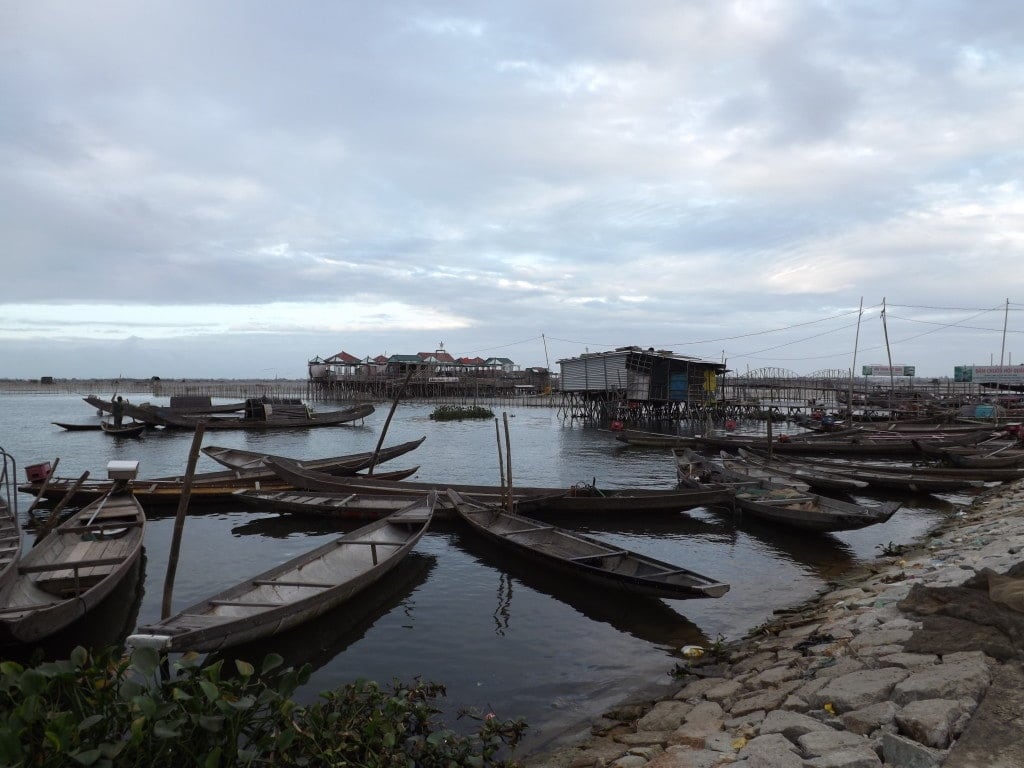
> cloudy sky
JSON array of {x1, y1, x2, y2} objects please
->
[{"x1": 2, "y1": 1, "x2": 1022, "y2": 380}]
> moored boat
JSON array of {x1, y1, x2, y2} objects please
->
[
  {"x1": 200, "y1": 436, "x2": 426, "y2": 474},
  {"x1": 0, "y1": 461, "x2": 145, "y2": 646},
  {"x1": 446, "y1": 490, "x2": 729, "y2": 600},
  {"x1": 127, "y1": 493, "x2": 435, "y2": 652},
  {"x1": 677, "y1": 453, "x2": 900, "y2": 533},
  {"x1": 264, "y1": 457, "x2": 731, "y2": 515}
]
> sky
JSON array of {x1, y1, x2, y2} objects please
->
[{"x1": 2, "y1": 0, "x2": 1023, "y2": 380}]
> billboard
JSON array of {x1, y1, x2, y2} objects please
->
[
  {"x1": 861, "y1": 364, "x2": 916, "y2": 376},
  {"x1": 954, "y1": 366, "x2": 1024, "y2": 385}
]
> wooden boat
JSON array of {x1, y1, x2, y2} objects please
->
[
  {"x1": 727, "y1": 449, "x2": 869, "y2": 492},
  {"x1": 0, "y1": 448, "x2": 22, "y2": 587},
  {"x1": 734, "y1": 449, "x2": 986, "y2": 494},
  {"x1": 233, "y1": 489, "x2": 457, "y2": 520},
  {"x1": 661, "y1": 428, "x2": 997, "y2": 457},
  {"x1": 201, "y1": 436, "x2": 426, "y2": 474},
  {"x1": 677, "y1": 454, "x2": 900, "y2": 533},
  {"x1": 153, "y1": 401, "x2": 376, "y2": 431},
  {"x1": 100, "y1": 420, "x2": 147, "y2": 438},
  {"x1": 912, "y1": 440, "x2": 1024, "y2": 468},
  {"x1": 796, "y1": 455, "x2": 1024, "y2": 484},
  {"x1": 446, "y1": 491, "x2": 729, "y2": 600},
  {"x1": 127, "y1": 493, "x2": 435, "y2": 652},
  {"x1": 264, "y1": 457, "x2": 732, "y2": 515},
  {"x1": 0, "y1": 462, "x2": 145, "y2": 645},
  {"x1": 52, "y1": 422, "x2": 103, "y2": 431},
  {"x1": 84, "y1": 395, "x2": 375, "y2": 431},
  {"x1": 18, "y1": 464, "x2": 420, "y2": 509}
]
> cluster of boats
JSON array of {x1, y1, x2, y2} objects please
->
[
  {"x1": 2, "y1": 429, "x2": 735, "y2": 654},
  {"x1": 5, "y1": 404, "x2": 1021, "y2": 657}
]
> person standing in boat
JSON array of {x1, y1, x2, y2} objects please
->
[{"x1": 112, "y1": 395, "x2": 125, "y2": 427}]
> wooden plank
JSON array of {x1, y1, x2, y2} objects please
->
[
  {"x1": 251, "y1": 579, "x2": 335, "y2": 588},
  {"x1": 19, "y1": 556, "x2": 126, "y2": 573},
  {"x1": 502, "y1": 525, "x2": 554, "y2": 536},
  {"x1": 209, "y1": 599, "x2": 285, "y2": 608},
  {"x1": 569, "y1": 550, "x2": 628, "y2": 561}
]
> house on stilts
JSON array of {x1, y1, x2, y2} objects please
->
[{"x1": 557, "y1": 346, "x2": 726, "y2": 421}]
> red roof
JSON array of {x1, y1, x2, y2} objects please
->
[
  {"x1": 418, "y1": 351, "x2": 456, "y2": 363},
  {"x1": 458, "y1": 356, "x2": 486, "y2": 365},
  {"x1": 326, "y1": 350, "x2": 361, "y2": 364}
]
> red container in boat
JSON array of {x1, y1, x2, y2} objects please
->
[{"x1": 25, "y1": 462, "x2": 52, "y2": 483}]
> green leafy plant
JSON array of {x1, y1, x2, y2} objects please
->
[
  {"x1": 0, "y1": 646, "x2": 525, "y2": 768},
  {"x1": 429, "y1": 405, "x2": 495, "y2": 421}
]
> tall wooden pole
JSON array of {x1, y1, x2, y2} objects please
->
[
  {"x1": 161, "y1": 422, "x2": 205, "y2": 619},
  {"x1": 881, "y1": 297, "x2": 896, "y2": 415},
  {"x1": 494, "y1": 418, "x2": 506, "y2": 490},
  {"x1": 1000, "y1": 297, "x2": 1009, "y2": 367},
  {"x1": 367, "y1": 367, "x2": 415, "y2": 475},
  {"x1": 502, "y1": 412, "x2": 514, "y2": 514},
  {"x1": 848, "y1": 297, "x2": 863, "y2": 420}
]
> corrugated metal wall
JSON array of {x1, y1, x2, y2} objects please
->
[{"x1": 559, "y1": 353, "x2": 632, "y2": 392}]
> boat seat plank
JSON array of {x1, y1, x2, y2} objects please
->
[
  {"x1": 209, "y1": 599, "x2": 286, "y2": 608},
  {"x1": 503, "y1": 525, "x2": 554, "y2": 535},
  {"x1": 19, "y1": 556, "x2": 126, "y2": 573},
  {"x1": 251, "y1": 579, "x2": 335, "y2": 588},
  {"x1": 59, "y1": 521, "x2": 144, "y2": 535},
  {"x1": 740, "y1": 496, "x2": 817, "y2": 504},
  {"x1": 568, "y1": 550, "x2": 629, "y2": 561},
  {"x1": 337, "y1": 539, "x2": 404, "y2": 546}
]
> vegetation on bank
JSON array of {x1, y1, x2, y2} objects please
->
[
  {"x1": 0, "y1": 646, "x2": 525, "y2": 767},
  {"x1": 429, "y1": 405, "x2": 496, "y2": 421}
]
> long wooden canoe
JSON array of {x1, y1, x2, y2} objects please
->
[
  {"x1": 735, "y1": 449, "x2": 988, "y2": 493},
  {"x1": 19, "y1": 465, "x2": 420, "y2": 509},
  {"x1": 264, "y1": 457, "x2": 732, "y2": 515},
  {"x1": 200, "y1": 436, "x2": 426, "y2": 474},
  {"x1": 677, "y1": 454, "x2": 900, "y2": 533},
  {"x1": 793, "y1": 455, "x2": 1024, "y2": 484},
  {"x1": 728, "y1": 448, "x2": 869, "y2": 492},
  {"x1": 84, "y1": 395, "x2": 375, "y2": 430},
  {"x1": 447, "y1": 491, "x2": 729, "y2": 600},
  {"x1": 127, "y1": 493, "x2": 435, "y2": 652},
  {"x1": 232, "y1": 489, "x2": 454, "y2": 520},
  {"x1": 671, "y1": 429, "x2": 998, "y2": 457},
  {"x1": 0, "y1": 473, "x2": 145, "y2": 645},
  {"x1": 52, "y1": 422, "x2": 103, "y2": 432}
]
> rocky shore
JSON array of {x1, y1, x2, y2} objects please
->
[{"x1": 526, "y1": 480, "x2": 1024, "y2": 768}]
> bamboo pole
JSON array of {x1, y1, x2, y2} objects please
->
[
  {"x1": 503, "y1": 412, "x2": 514, "y2": 514},
  {"x1": 34, "y1": 469, "x2": 89, "y2": 544},
  {"x1": 161, "y1": 422, "x2": 206, "y2": 619},
  {"x1": 367, "y1": 367, "x2": 415, "y2": 475},
  {"x1": 494, "y1": 418, "x2": 506, "y2": 491}
]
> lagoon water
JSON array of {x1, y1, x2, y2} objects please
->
[{"x1": 0, "y1": 392, "x2": 969, "y2": 754}]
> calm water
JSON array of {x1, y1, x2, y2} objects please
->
[{"x1": 0, "y1": 392, "x2": 971, "y2": 754}]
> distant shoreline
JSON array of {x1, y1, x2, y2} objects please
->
[{"x1": 0, "y1": 378, "x2": 308, "y2": 395}]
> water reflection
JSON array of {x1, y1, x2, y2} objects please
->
[{"x1": 450, "y1": 531, "x2": 710, "y2": 655}]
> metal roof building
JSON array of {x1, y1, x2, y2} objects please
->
[{"x1": 558, "y1": 346, "x2": 726, "y2": 403}]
